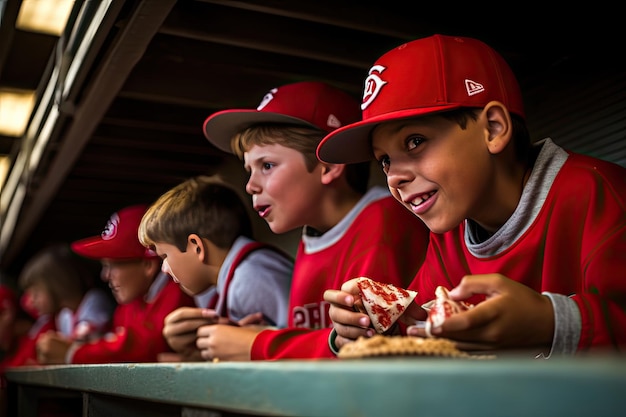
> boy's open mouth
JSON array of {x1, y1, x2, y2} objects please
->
[
  {"x1": 256, "y1": 205, "x2": 270, "y2": 217},
  {"x1": 409, "y1": 191, "x2": 436, "y2": 207}
]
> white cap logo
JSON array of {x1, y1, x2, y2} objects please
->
[
  {"x1": 362, "y1": 65, "x2": 387, "y2": 110},
  {"x1": 465, "y1": 79, "x2": 485, "y2": 96},
  {"x1": 257, "y1": 87, "x2": 278, "y2": 111},
  {"x1": 101, "y1": 213, "x2": 119, "y2": 240}
]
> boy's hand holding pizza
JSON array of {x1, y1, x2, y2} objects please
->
[
  {"x1": 407, "y1": 275, "x2": 554, "y2": 355},
  {"x1": 326, "y1": 275, "x2": 555, "y2": 356},
  {"x1": 324, "y1": 277, "x2": 427, "y2": 351}
]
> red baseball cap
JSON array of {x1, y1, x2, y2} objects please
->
[
  {"x1": 317, "y1": 34, "x2": 525, "y2": 164},
  {"x1": 203, "y1": 81, "x2": 361, "y2": 153},
  {"x1": 71, "y1": 204, "x2": 158, "y2": 260}
]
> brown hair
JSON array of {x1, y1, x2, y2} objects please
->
[
  {"x1": 232, "y1": 124, "x2": 370, "y2": 194},
  {"x1": 442, "y1": 108, "x2": 531, "y2": 165},
  {"x1": 138, "y1": 176, "x2": 253, "y2": 252},
  {"x1": 18, "y1": 243, "x2": 92, "y2": 312}
]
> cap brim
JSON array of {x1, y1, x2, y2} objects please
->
[
  {"x1": 203, "y1": 109, "x2": 319, "y2": 154},
  {"x1": 71, "y1": 237, "x2": 116, "y2": 260},
  {"x1": 317, "y1": 104, "x2": 461, "y2": 164},
  {"x1": 71, "y1": 237, "x2": 155, "y2": 260}
]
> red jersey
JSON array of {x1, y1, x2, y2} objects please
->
[
  {"x1": 411, "y1": 140, "x2": 626, "y2": 353},
  {"x1": 1, "y1": 289, "x2": 114, "y2": 370},
  {"x1": 251, "y1": 187, "x2": 430, "y2": 359},
  {"x1": 68, "y1": 273, "x2": 195, "y2": 363},
  {"x1": 0, "y1": 315, "x2": 53, "y2": 371}
]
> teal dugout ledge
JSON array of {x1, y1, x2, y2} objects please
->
[{"x1": 5, "y1": 356, "x2": 626, "y2": 417}]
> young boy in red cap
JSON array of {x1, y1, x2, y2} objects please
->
[
  {"x1": 35, "y1": 204, "x2": 195, "y2": 364},
  {"x1": 318, "y1": 34, "x2": 626, "y2": 356},
  {"x1": 138, "y1": 176, "x2": 293, "y2": 361},
  {"x1": 196, "y1": 81, "x2": 430, "y2": 360}
]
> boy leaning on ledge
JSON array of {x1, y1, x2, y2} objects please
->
[
  {"x1": 35, "y1": 205, "x2": 195, "y2": 364},
  {"x1": 138, "y1": 176, "x2": 293, "y2": 361},
  {"x1": 319, "y1": 34, "x2": 626, "y2": 357},
  {"x1": 197, "y1": 81, "x2": 430, "y2": 360}
]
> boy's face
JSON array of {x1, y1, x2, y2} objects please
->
[
  {"x1": 153, "y1": 241, "x2": 208, "y2": 296},
  {"x1": 243, "y1": 143, "x2": 325, "y2": 234},
  {"x1": 24, "y1": 282, "x2": 54, "y2": 316},
  {"x1": 100, "y1": 259, "x2": 154, "y2": 304},
  {"x1": 371, "y1": 113, "x2": 492, "y2": 234}
]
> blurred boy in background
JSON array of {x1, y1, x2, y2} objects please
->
[
  {"x1": 1, "y1": 243, "x2": 114, "y2": 417},
  {"x1": 35, "y1": 205, "x2": 195, "y2": 364},
  {"x1": 2, "y1": 243, "x2": 114, "y2": 368}
]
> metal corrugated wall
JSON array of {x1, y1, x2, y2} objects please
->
[{"x1": 525, "y1": 70, "x2": 626, "y2": 167}]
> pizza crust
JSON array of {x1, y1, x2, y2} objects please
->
[{"x1": 338, "y1": 335, "x2": 495, "y2": 360}]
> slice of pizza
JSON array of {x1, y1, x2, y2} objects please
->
[
  {"x1": 354, "y1": 277, "x2": 418, "y2": 334},
  {"x1": 422, "y1": 286, "x2": 473, "y2": 337}
]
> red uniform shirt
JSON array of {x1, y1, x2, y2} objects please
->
[
  {"x1": 1, "y1": 289, "x2": 114, "y2": 370},
  {"x1": 412, "y1": 145, "x2": 626, "y2": 353},
  {"x1": 69, "y1": 273, "x2": 195, "y2": 363},
  {"x1": 0, "y1": 316, "x2": 53, "y2": 372},
  {"x1": 251, "y1": 189, "x2": 430, "y2": 359}
]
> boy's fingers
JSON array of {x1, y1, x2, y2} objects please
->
[
  {"x1": 201, "y1": 308, "x2": 220, "y2": 319},
  {"x1": 165, "y1": 308, "x2": 220, "y2": 326},
  {"x1": 448, "y1": 274, "x2": 510, "y2": 299},
  {"x1": 330, "y1": 304, "x2": 372, "y2": 330},
  {"x1": 163, "y1": 318, "x2": 214, "y2": 337},
  {"x1": 335, "y1": 324, "x2": 374, "y2": 345},
  {"x1": 165, "y1": 307, "x2": 204, "y2": 323},
  {"x1": 323, "y1": 289, "x2": 354, "y2": 308},
  {"x1": 238, "y1": 312, "x2": 264, "y2": 326}
]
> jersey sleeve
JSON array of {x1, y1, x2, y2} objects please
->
[
  {"x1": 68, "y1": 279, "x2": 195, "y2": 363},
  {"x1": 535, "y1": 155, "x2": 626, "y2": 352},
  {"x1": 252, "y1": 327, "x2": 337, "y2": 359},
  {"x1": 569, "y1": 163, "x2": 626, "y2": 350}
]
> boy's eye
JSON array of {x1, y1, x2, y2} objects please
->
[
  {"x1": 407, "y1": 135, "x2": 424, "y2": 151},
  {"x1": 262, "y1": 162, "x2": 274, "y2": 170}
]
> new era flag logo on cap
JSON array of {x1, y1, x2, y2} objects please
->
[{"x1": 465, "y1": 79, "x2": 485, "y2": 96}]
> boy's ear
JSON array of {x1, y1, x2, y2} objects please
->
[
  {"x1": 484, "y1": 101, "x2": 512, "y2": 155},
  {"x1": 143, "y1": 257, "x2": 161, "y2": 277},
  {"x1": 320, "y1": 163, "x2": 344, "y2": 185},
  {"x1": 187, "y1": 234, "x2": 205, "y2": 260}
]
